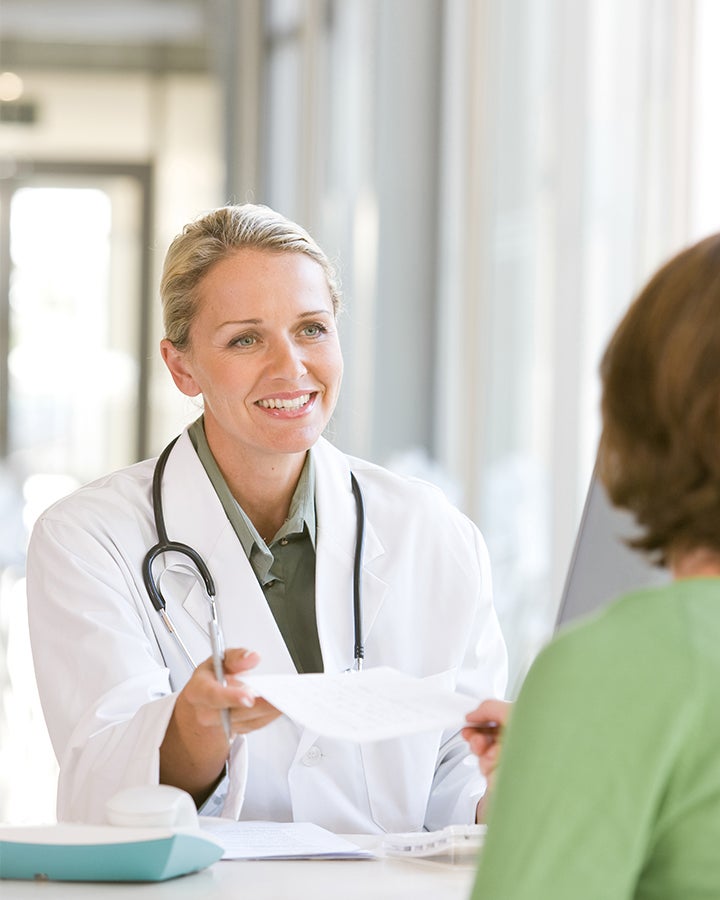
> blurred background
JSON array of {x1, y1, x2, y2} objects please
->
[{"x1": 0, "y1": 0, "x2": 718, "y2": 822}]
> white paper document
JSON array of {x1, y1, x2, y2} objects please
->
[
  {"x1": 199, "y1": 818, "x2": 374, "y2": 860},
  {"x1": 237, "y1": 666, "x2": 478, "y2": 742}
]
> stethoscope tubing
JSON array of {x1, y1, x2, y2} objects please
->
[
  {"x1": 350, "y1": 472, "x2": 365, "y2": 671},
  {"x1": 142, "y1": 435, "x2": 365, "y2": 672}
]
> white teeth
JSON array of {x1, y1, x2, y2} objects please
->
[{"x1": 258, "y1": 393, "x2": 311, "y2": 410}]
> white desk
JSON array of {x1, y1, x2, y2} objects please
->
[{"x1": 0, "y1": 836, "x2": 477, "y2": 900}]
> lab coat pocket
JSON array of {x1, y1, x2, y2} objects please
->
[{"x1": 361, "y1": 668, "x2": 456, "y2": 833}]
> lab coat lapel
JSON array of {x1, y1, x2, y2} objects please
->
[
  {"x1": 159, "y1": 432, "x2": 296, "y2": 673},
  {"x1": 314, "y1": 438, "x2": 386, "y2": 673}
]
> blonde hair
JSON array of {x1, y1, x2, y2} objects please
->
[{"x1": 160, "y1": 204, "x2": 342, "y2": 349}]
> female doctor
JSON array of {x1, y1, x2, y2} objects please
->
[{"x1": 27, "y1": 203, "x2": 507, "y2": 830}]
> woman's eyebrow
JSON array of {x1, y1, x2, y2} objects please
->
[
  {"x1": 217, "y1": 309, "x2": 332, "y2": 330},
  {"x1": 297, "y1": 309, "x2": 333, "y2": 318},
  {"x1": 218, "y1": 318, "x2": 261, "y2": 327}
]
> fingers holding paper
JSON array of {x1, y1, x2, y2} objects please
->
[
  {"x1": 461, "y1": 698, "x2": 512, "y2": 824},
  {"x1": 211, "y1": 650, "x2": 280, "y2": 734},
  {"x1": 179, "y1": 649, "x2": 273, "y2": 732},
  {"x1": 160, "y1": 648, "x2": 280, "y2": 805},
  {"x1": 461, "y1": 698, "x2": 512, "y2": 784},
  {"x1": 220, "y1": 648, "x2": 281, "y2": 735}
]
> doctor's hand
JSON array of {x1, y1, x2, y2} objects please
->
[
  {"x1": 461, "y1": 698, "x2": 512, "y2": 823},
  {"x1": 160, "y1": 648, "x2": 281, "y2": 807},
  {"x1": 219, "y1": 648, "x2": 282, "y2": 735}
]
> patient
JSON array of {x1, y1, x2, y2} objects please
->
[{"x1": 468, "y1": 233, "x2": 720, "y2": 898}]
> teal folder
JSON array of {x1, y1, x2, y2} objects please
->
[{"x1": 0, "y1": 825, "x2": 223, "y2": 882}]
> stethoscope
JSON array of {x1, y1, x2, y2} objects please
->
[{"x1": 142, "y1": 436, "x2": 366, "y2": 672}]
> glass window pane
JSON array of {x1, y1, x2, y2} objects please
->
[{"x1": 8, "y1": 184, "x2": 139, "y2": 483}]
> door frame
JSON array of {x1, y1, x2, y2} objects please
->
[{"x1": 0, "y1": 159, "x2": 154, "y2": 461}]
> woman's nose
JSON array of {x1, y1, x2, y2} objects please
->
[{"x1": 268, "y1": 339, "x2": 307, "y2": 379}]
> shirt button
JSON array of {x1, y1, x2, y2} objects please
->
[
  {"x1": 279, "y1": 538, "x2": 289, "y2": 546},
  {"x1": 301, "y1": 746, "x2": 323, "y2": 766}
]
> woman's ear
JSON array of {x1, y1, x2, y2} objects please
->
[{"x1": 160, "y1": 339, "x2": 201, "y2": 397}]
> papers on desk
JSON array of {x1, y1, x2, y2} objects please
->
[
  {"x1": 238, "y1": 666, "x2": 478, "y2": 742},
  {"x1": 199, "y1": 818, "x2": 374, "y2": 860}
]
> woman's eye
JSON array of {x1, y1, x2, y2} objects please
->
[
  {"x1": 303, "y1": 323, "x2": 327, "y2": 337},
  {"x1": 233, "y1": 334, "x2": 256, "y2": 347}
]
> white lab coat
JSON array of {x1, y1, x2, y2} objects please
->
[{"x1": 26, "y1": 432, "x2": 507, "y2": 830}]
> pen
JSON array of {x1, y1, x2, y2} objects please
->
[
  {"x1": 209, "y1": 617, "x2": 232, "y2": 742},
  {"x1": 468, "y1": 720, "x2": 502, "y2": 738}
]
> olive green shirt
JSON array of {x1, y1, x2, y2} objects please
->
[{"x1": 187, "y1": 417, "x2": 323, "y2": 673}]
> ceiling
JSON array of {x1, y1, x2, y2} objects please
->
[{"x1": 0, "y1": 0, "x2": 217, "y2": 73}]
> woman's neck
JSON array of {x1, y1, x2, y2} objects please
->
[
  {"x1": 229, "y1": 463, "x2": 305, "y2": 541},
  {"x1": 670, "y1": 546, "x2": 720, "y2": 580},
  {"x1": 204, "y1": 434, "x2": 307, "y2": 540}
]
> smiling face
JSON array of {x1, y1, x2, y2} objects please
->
[{"x1": 161, "y1": 247, "x2": 343, "y2": 474}]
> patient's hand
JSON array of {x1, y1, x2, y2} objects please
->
[{"x1": 462, "y1": 698, "x2": 512, "y2": 792}]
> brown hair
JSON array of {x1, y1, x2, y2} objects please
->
[
  {"x1": 160, "y1": 204, "x2": 342, "y2": 350},
  {"x1": 598, "y1": 232, "x2": 720, "y2": 565}
]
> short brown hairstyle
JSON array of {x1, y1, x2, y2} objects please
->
[
  {"x1": 161, "y1": 204, "x2": 342, "y2": 350},
  {"x1": 598, "y1": 232, "x2": 720, "y2": 565}
]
